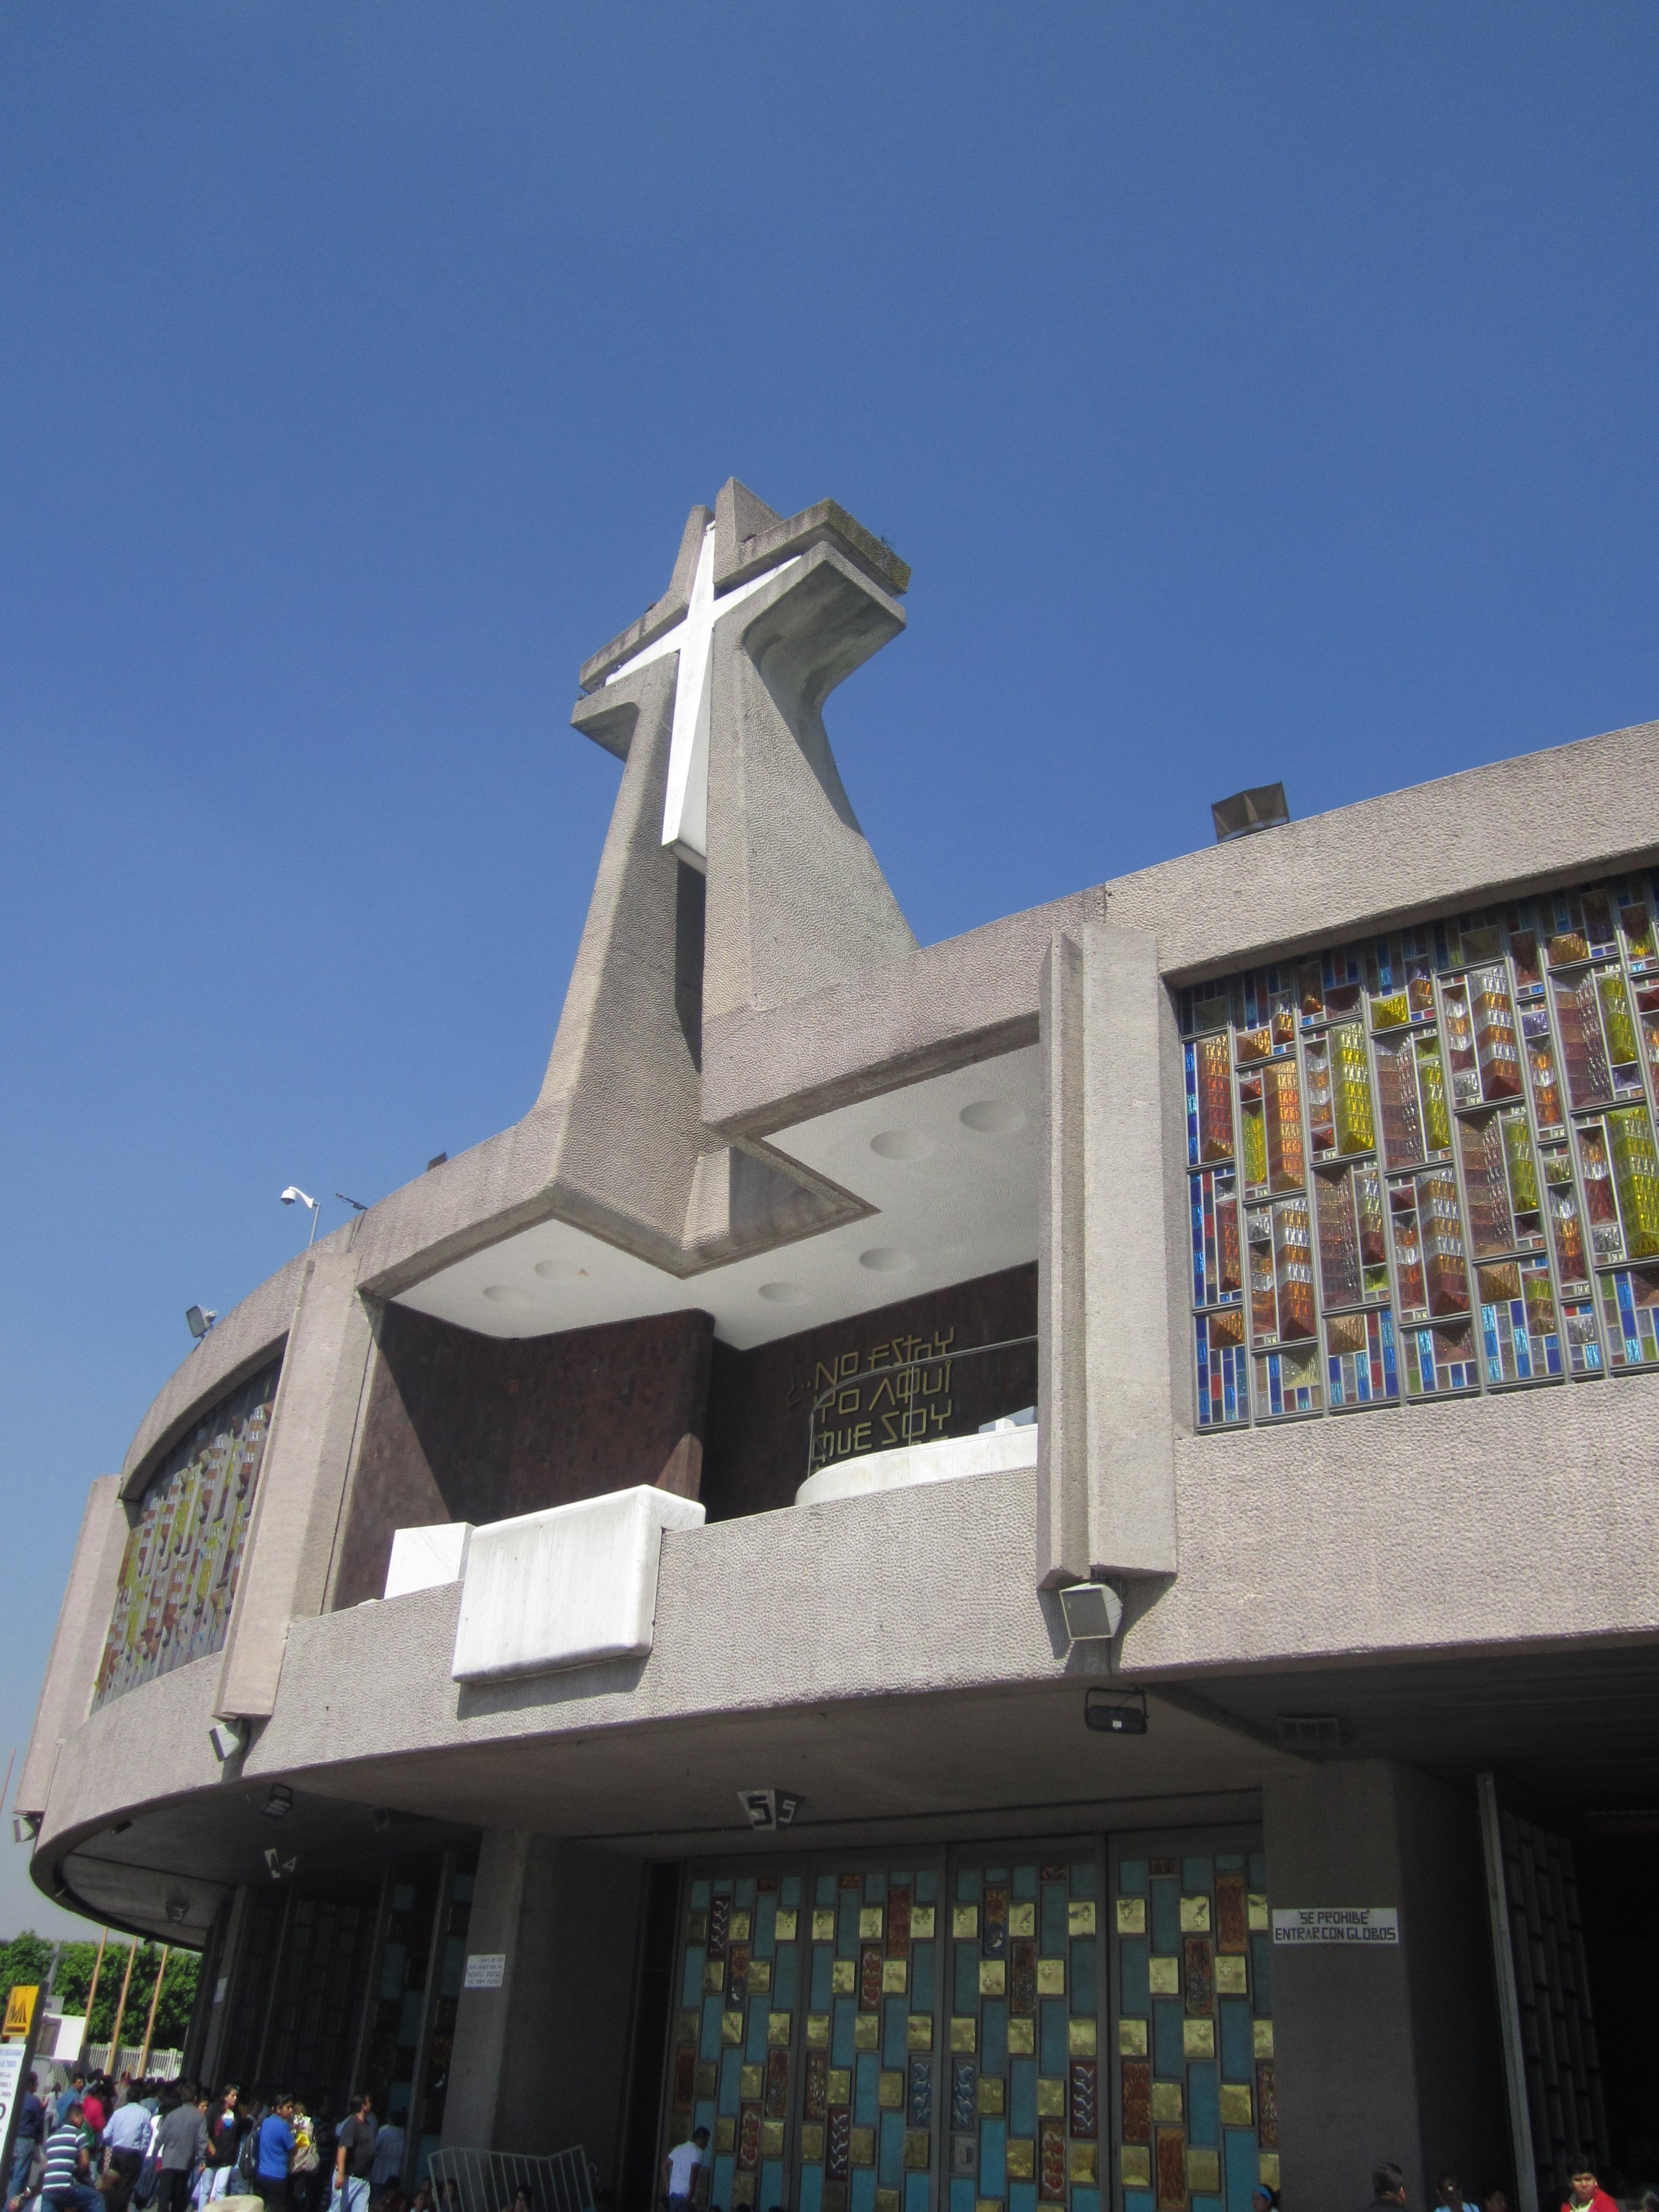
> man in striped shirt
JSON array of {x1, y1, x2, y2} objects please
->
[{"x1": 40, "y1": 2098, "x2": 101, "y2": 2212}]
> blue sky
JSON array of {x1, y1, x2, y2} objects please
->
[{"x1": 3, "y1": 4, "x2": 1655, "y2": 1935}]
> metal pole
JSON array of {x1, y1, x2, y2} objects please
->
[
  {"x1": 1478, "y1": 1772, "x2": 1539, "y2": 2212},
  {"x1": 137, "y1": 1947, "x2": 169, "y2": 2077},
  {"x1": 82, "y1": 1931, "x2": 110, "y2": 2058},
  {"x1": 108, "y1": 1941, "x2": 139, "y2": 2077}
]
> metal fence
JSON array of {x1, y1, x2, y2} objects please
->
[
  {"x1": 425, "y1": 2146, "x2": 594, "y2": 2212},
  {"x1": 75, "y1": 2044, "x2": 185, "y2": 2080}
]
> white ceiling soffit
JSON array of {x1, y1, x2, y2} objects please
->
[{"x1": 392, "y1": 1046, "x2": 1041, "y2": 1352}]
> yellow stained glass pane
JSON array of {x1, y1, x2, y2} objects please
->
[
  {"x1": 1009, "y1": 1903, "x2": 1036, "y2": 1938},
  {"x1": 1219, "y1": 2085, "x2": 1253, "y2": 2126},
  {"x1": 1068, "y1": 1901, "x2": 1097, "y2": 1937},
  {"x1": 831, "y1": 1960, "x2": 856, "y2": 1995},
  {"x1": 1247, "y1": 1894, "x2": 1269, "y2": 1930},
  {"x1": 859, "y1": 1907, "x2": 884, "y2": 1940},
  {"x1": 882, "y1": 1960, "x2": 908, "y2": 1994},
  {"x1": 1150, "y1": 2083, "x2": 1182, "y2": 2124},
  {"x1": 950, "y1": 2018, "x2": 976, "y2": 2052},
  {"x1": 952, "y1": 1906, "x2": 979, "y2": 1940},
  {"x1": 1070, "y1": 2145, "x2": 1098, "y2": 2184},
  {"x1": 1036, "y1": 2078, "x2": 1065, "y2": 2115},
  {"x1": 773, "y1": 1910, "x2": 797, "y2": 1943},
  {"x1": 812, "y1": 1910, "x2": 836, "y2": 1942},
  {"x1": 1116, "y1": 1898, "x2": 1146, "y2": 1936},
  {"x1": 979, "y1": 1960, "x2": 1006, "y2": 1996},
  {"x1": 1068, "y1": 2018, "x2": 1098, "y2": 2056},
  {"x1": 878, "y1": 2073, "x2": 904, "y2": 2110},
  {"x1": 1148, "y1": 1956, "x2": 1180, "y2": 1995},
  {"x1": 1007, "y1": 2018, "x2": 1035, "y2": 2055},
  {"x1": 768, "y1": 2012, "x2": 791, "y2": 2045},
  {"x1": 1036, "y1": 1958, "x2": 1066, "y2": 1995},
  {"x1": 1179, "y1": 1896, "x2": 1211, "y2": 1932},
  {"x1": 1182, "y1": 2018, "x2": 1215, "y2": 2057},
  {"x1": 806, "y1": 2014, "x2": 830, "y2": 2047},
  {"x1": 1118, "y1": 2019, "x2": 1148, "y2": 2056},
  {"x1": 853, "y1": 2015, "x2": 879, "y2": 2050},
  {"x1": 910, "y1": 1906, "x2": 936, "y2": 1940},
  {"x1": 1122, "y1": 2150, "x2": 1152, "y2": 2189},
  {"x1": 1188, "y1": 2149, "x2": 1221, "y2": 2194},
  {"x1": 905, "y1": 2015, "x2": 932, "y2": 2050}
]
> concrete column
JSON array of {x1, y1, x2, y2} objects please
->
[
  {"x1": 444, "y1": 1830, "x2": 644, "y2": 2183},
  {"x1": 214, "y1": 1247, "x2": 375, "y2": 1719},
  {"x1": 16, "y1": 1476, "x2": 132, "y2": 1819},
  {"x1": 1265, "y1": 1759, "x2": 1509, "y2": 2212},
  {"x1": 193, "y1": 1884, "x2": 253, "y2": 2091}
]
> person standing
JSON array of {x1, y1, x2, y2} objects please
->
[
  {"x1": 104, "y1": 2087, "x2": 158, "y2": 2212},
  {"x1": 367, "y1": 2122, "x2": 402, "y2": 2202},
  {"x1": 1564, "y1": 2166, "x2": 1620, "y2": 2212},
  {"x1": 153, "y1": 2084, "x2": 209, "y2": 2212},
  {"x1": 662, "y1": 2128, "x2": 709, "y2": 2212},
  {"x1": 7, "y1": 2071, "x2": 47, "y2": 2209},
  {"x1": 39, "y1": 2099, "x2": 100, "y2": 2212},
  {"x1": 1438, "y1": 2176, "x2": 1479, "y2": 2212},
  {"x1": 201, "y1": 2088, "x2": 242, "y2": 2206},
  {"x1": 254, "y1": 2098, "x2": 297, "y2": 2212},
  {"x1": 332, "y1": 2095, "x2": 376, "y2": 2212}
]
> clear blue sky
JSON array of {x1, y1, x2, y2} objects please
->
[{"x1": 3, "y1": 4, "x2": 1655, "y2": 1936}]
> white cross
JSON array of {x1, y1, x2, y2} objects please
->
[{"x1": 604, "y1": 522, "x2": 798, "y2": 869}]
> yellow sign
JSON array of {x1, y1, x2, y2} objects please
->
[{"x1": 2, "y1": 1986, "x2": 38, "y2": 2039}]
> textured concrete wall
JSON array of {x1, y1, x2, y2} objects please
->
[
  {"x1": 16, "y1": 1476, "x2": 132, "y2": 1817},
  {"x1": 1266, "y1": 1761, "x2": 1507, "y2": 2212},
  {"x1": 334, "y1": 1304, "x2": 717, "y2": 1608},
  {"x1": 443, "y1": 1828, "x2": 642, "y2": 2176}
]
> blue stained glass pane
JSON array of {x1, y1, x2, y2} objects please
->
[
  {"x1": 1126, "y1": 2194, "x2": 1155, "y2": 2212},
  {"x1": 746, "y1": 2005, "x2": 768, "y2": 2061},
  {"x1": 713, "y1": 1879, "x2": 734, "y2": 1895},
  {"x1": 1041, "y1": 1884, "x2": 1068, "y2": 1954},
  {"x1": 817, "y1": 1874, "x2": 838, "y2": 1906},
  {"x1": 866, "y1": 1873, "x2": 888, "y2": 1903},
  {"x1": 1195, "y1": 2199, "x2": 1224, "y2": 2212},
  {"x1": 987, "y1": 1868, "x2": 1010, "y2": 1884},
  {"x1": 1070, "y1": 1940, "x2": 1097, "y2": 2014},
  {"x1": 1183, "y1": 1857, "x2": 1213, "y2": 1893},
  {"x1": 1248, "y1": 1854, "x2": 1267, "y2": 1891},
  {"x1": 880, "y1": 2115, "x2": 904, "y2": 2186},
  {"x1": 719, "y1": 2049, "x2": 742, "y2": 2114},
  {"x1": 1073, "y1": 2192, "x2": 1101, "y2": 2212},
  {"x1": 755, "y1": 1898, "x2": 777, "y2": 1959},
  {"x1": 1010, "y1": 2187, "x2": 1037, "y2": 2212},
  {"x1": 951, "y1": 2181, "x2": 976, "y2": 2212},
  {"x1": 1218, "y1": 2000, "x2": 1253, "y2": 2081},
  {"x1": 799, "y1": 2171, "x2": 823, "y2": 2212},
  {"x1": 1225, "y1": 2130, "x2": 1262, "y2": 2212},
  {"x1": 1013, "y1": 1865, "x2": 1038, "y2": 1900},
  {"x1": 840, "y1": 1895, "x2": 862, "y2": 1952},
  {"x1": 712, "y1": 2156, "x2": 735, "y2": 2208},
  {"x1": 905, "y1": 2178, "x2": 930, "y2": 2212},
  {"x1": 885, "y1": 1997, "x2": 909, "y2": 2068},
  {"x1": 812, "y1": 1947, "x2": 835, "y2": 2010},
  {"x1": 856, "y1": 2053, "x2": 880, "y2": 2125},
  {"x1": 834, "y1": 1998, "x2": 857, "y2": 2066},
  {"x1": 1009, "y1": 2058, "x2": 1036, "y2": 2135},
  {"x1": 911, "y1": 1942, "x2": 935, "y2": 2012},
  {"x1": 1215, "y1": 1856, "x2": 1244, "y2": 1873},
  {"x1": 1151, "y1": 1881, "x2": 1181, "y2": 1953},
  {"x1": 690, "y1": 1880, "x2": 712, "y2": 1908},
  {"x1": 736, "y1": 1876, "x2": 757, "y2": 1907},
  {"x1": 1154, "y1": 2002, "x2": 1185, "y2": 2079},
  {"x1": 1040, "y1": 2000, "x2": 1068, "y2": 2075},
  {"x1": 774, "y1": 1944, "x2": 798, "y2": 2011},
  {"x1": 958, "y1": 1866, "x2": 982, "y2": 1901},
  {"x1": 1072, "y1": 1862, "x2": 1097, "y2": 1898},
  {"x1": 916, "y1": 1870, "x2": 938, "y2": 1904},
  {"x1": 851, "y1": 2170, "x2": 877, "y2": 2212},
  {"x1": 982, "y1": 2002, "x2": 1008, "y2": 2073},
  {"x1": 1119, "y1": 1860, "x2": 1148, "y2": 1897},
  {"x1": 781, "y1": 1876, "x2": 802, "y2": 1909},
  {"x1": 699, "y1": 1998, "x2": 722, "y2": 2061},
  {"x1": 1187, "y1": 2062, "x2": 1219, "y2": 2145},
  {"x1": 979, "y1": 2120, "x2": 1006, "y2": 2198},
  {"x1": 955, "y1": 1947, "x2": 979, "y2": 2012},
  {"x1": 1118, "y1": 1938, "x2": 1150, "y2": 2016},
  {"x1": 681, "y1": 1949, "x2": 706, "y2": 2008},
  {"x1": 760, "y1": 2163, "x2": 784, "y2": 2212}
]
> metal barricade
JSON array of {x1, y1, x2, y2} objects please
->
[{"x1": 425, "y1": 2146, "x2": 594, "y2": 2212}]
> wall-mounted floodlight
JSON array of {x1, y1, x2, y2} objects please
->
[
  {"x1": 1058, "y1": 1582, "x2": 1124, "y2": 1643},
  {"x1": 185, "y1": 1305, "x2": 218, "y2": 1344},
  {"x1": 1210, "y1": 783, "x2": 1290, "y2": 844},
  {"x1": 208, "y1": 1719, "x2": 246, "y2": 1762},
  {"x1": 281, "y1": 1187, "x2": 322, "y2": 1246}
]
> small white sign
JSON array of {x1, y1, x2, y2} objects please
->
[
  {"x1": 1272, "y1": 1907, "x2": 1400, "y2": 1947},
  {"x1": 0, "y1": 2044, "x2": 27, "y2": 2144},
  {"x1": 214, "y1": 1979, "x2": 229, "y2": 2007},
  {"x1": 463, "y1": 1952, "x2": 506, "y2": 1989}
]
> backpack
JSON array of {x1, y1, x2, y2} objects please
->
[{"x1": 239, "y1": 2126, "x2": 262, "y2": 2184}]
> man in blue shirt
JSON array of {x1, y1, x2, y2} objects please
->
[
  {"x1": 254, "y1": 2096, "x2": 295, "y2": 2212},
  {"x1": 39, "y1": 2099, "x2": 100, "y2": 2212},
  {"x1": 6, "y1": 2070, "x2": 45, "y2": 2207}
]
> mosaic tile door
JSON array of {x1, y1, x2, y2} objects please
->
[
  {"x1": 1111, "y1": 1843, "x2": 1273, "y2": 2212},
  {"x1": 945, "y1": 1855, "x2": 1106, "y2": 2212}
]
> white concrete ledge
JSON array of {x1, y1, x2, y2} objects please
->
[
  {"x1": 795, "y1": 1423, "x2": 1039, "y2": 1507},
  {"x1": 451, "y1": 1486, "x2": 706, "y2": 1683},
  {"x1": 386, "y1": 1522, "x2": 474, "y2": 1600}
]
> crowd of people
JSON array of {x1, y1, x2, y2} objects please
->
[{"x1": 4, "y1": 2071, "x2": 417, "y2": 2212}]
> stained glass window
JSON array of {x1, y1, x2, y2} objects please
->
[
  {"x1": 93, "y1": 1356, "x2": 282, "y2": 1707},
  {"x1": 1181, "y1": 871, "x2": 1659, "y2": 1428}
]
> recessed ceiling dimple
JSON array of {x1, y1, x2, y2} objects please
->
[
  {"x1": 758, "y1": 1282, "x2": 810, "y2": 1305},
  {"x1": 960, "y1": 1099, "x2": 1026, "y2": 1135},
  {"x1": 533, "y1": 1258, "x2": 585, "y2": 1281},
  {"x1": 481, "y1": 1284, "x2": 534, "y2": 1306},
  {"x1": 869, "y1": 1130, "x2": 934, "y2": 1161},
  {"x1": 859, "y1": 1247, "x2": 915, "y2": 1274}
]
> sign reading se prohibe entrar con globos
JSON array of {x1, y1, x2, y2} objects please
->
[{"x1": 1271, "y1": 1907, "x2": 1400, "y2": 1946}]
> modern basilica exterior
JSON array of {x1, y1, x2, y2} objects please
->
[{"x1": 19, "y1": 481, "x2": 1659, "y2": 2212}]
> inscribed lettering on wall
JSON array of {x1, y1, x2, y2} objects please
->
[
  {"x1": 1184, "y1": 870, "x2": 1659, "y2": 1427},
  {"x1": 93, "y1": 1357, "x2": 282, "y2": 1708}
]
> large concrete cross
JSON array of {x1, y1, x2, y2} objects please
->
[{"x1": 601, "y1": 519, "x2": 799, "y2": 870}]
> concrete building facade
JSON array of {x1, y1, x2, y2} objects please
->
[{"x1": 19, "y1": 481, "x2": 1659, "y2": 2212}]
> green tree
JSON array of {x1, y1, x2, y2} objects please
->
[
  {"x1": 0, "y1": 1933, "x2": 55, "y2": 2025},
  {"x1": 0, "y1": 1933, "x2": 199, "y2": 2058}
]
